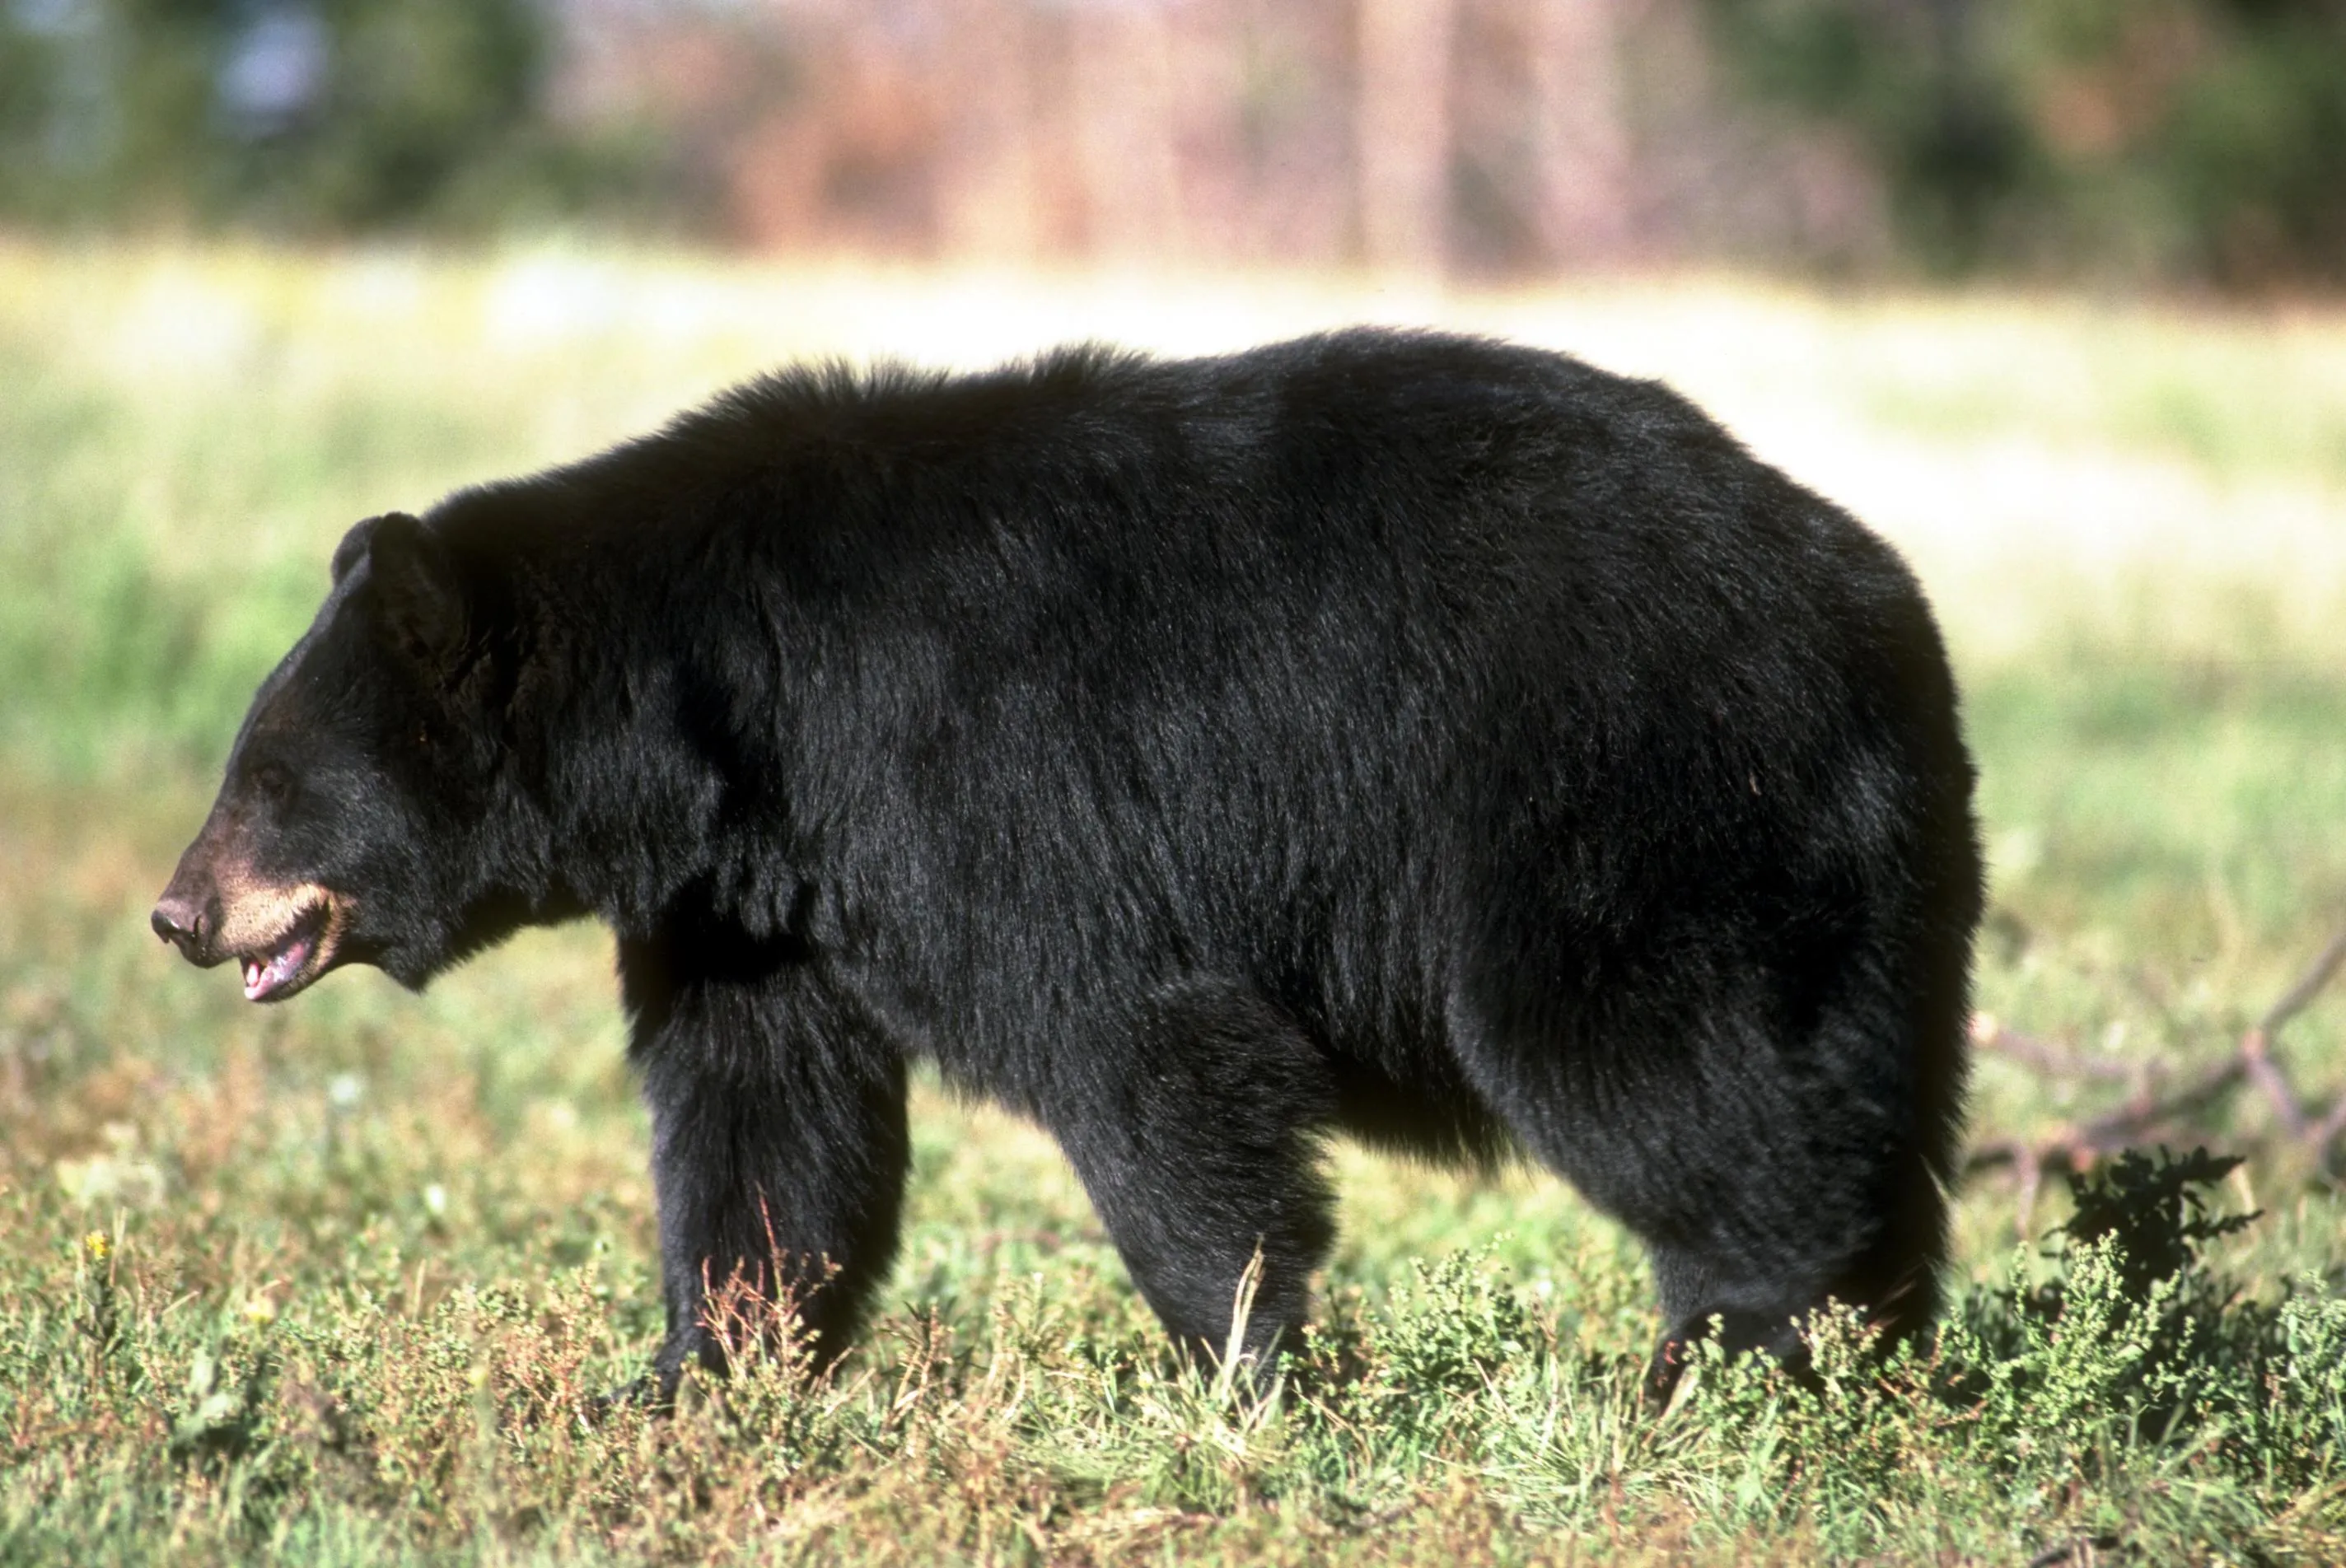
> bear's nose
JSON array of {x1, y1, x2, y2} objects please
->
[{"x1": 151, "y1": 894, "x2": 207, "y2": 957}]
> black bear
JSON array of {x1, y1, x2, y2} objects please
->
[{"x1": 153, "y1": 329, "x2": 1979, "y2": 1403}]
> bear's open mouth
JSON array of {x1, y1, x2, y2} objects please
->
[{"x1": 237, "y1": 899, "x2": 334, "y2": 1003}]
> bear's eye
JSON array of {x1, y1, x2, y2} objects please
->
[{"x1": 250, "y1": 760, "x2": 294, "y2": 804}]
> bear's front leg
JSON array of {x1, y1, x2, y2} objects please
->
[{"x1": 621, "y1": 935, "x2": 909, "y2": 1400}]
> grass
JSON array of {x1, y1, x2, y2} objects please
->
[{"x1": 3, "y1": 241, "x2": 2345, "y2": 1564}]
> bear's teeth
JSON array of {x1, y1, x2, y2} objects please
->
[{"x1": 242, "y1": 935, "x2": 313, "y2": 1000}]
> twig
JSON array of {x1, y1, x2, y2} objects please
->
[
  {"x1": 2251, "y1": 928, "x2": 2346, "y2": 1042},
  {"x1": 2241, "y1": 1034, "x2": 2308, "y2": 1141},
  {"x1": 1965, "y1": 926, "x2": 2346, "y2": 1185},
  {"x1": 2315, "y1": 1091, "x2": 2346, "y2": 1150},
  {"x1": 2074, "y1": 1057, "x2": 2246, "y2": 1146},
  {"x1": 1971, "y1": 1015, "x2": 2146, "y2": 1083},
  {"x1": 2239, "y1": 927, "x2": 2346, "y2": 1140}
]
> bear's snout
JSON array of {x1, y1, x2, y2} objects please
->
[
  {"x1": 151, "y1": 892, "x2": 200, "y2": 950},
  {"x1": 152, "y1": 876, "x2": 223, "y2": 967},
  {"x1": 155, "y1": 819, "x2": 353, "y2": 1001}
]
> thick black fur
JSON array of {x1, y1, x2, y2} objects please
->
[{"x1": 172, "y1": 329, "x2": 1981, "y2": 1401}]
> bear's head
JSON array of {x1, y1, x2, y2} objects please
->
[{"x1": 152, "y1": 511, "x2": 541, "y2": 1001}]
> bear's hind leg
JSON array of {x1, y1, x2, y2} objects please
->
[
  {"x1": 1638, "y1": 1128, "x2": 1950, "y2": 1407},
  {"x1": 1046, "y1": 981, "x2": 1339, "y2": 1370},
  {"x1": 1478, "y1": 965, "x2": 1960, "y2": 1408}
]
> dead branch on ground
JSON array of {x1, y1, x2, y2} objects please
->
[{"x1": 1965, "y1": 928, "x2": 2346, "y2": 1226}]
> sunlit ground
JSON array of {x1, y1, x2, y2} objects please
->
[{"x1": 4, "y1": 241, "x2": 2344, "y2": 1564}]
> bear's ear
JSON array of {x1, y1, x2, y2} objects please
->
[
  {"x1": 330, "y1": 512, "x2": 407, "y2": 586},
  {"x1": 363, "y1": 511, "x2": 471, "y2": 673}
]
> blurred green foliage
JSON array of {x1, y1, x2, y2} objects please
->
[
  {"x1": 1707, "y1": 0, "x2": 2346, "y2": 286},
  {"x1": 0, "y1": 0, "x2": 662, "y2": 234}
]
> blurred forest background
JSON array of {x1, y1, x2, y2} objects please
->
[{"x1": 3, "y1": 0, "x2": 2343, "y2": 289}]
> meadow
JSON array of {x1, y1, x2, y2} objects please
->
[{"x1": 2, "y1": 242, "x2": 2344, "y2": 1565}]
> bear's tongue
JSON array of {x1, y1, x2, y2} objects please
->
[{"x1": 243, "y1": 934, "x2": 312, "y2": 1001}]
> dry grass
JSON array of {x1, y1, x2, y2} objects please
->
[{"x1": 3, "y1": 243, "x2": 2344, "y2": 1564}]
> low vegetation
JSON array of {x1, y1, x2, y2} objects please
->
[{"x1": 3, "y1": 245, "x2": 2343, "y2": 1563}]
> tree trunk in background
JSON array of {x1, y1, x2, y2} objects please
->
[
  {"x1": 1355, "y1": 0, "x2": 1456, "y2": 275},
  {"x1": 1530, "y1": 0, "x2": 1633, "y2": 266},
  {"x1": 1069, "y1": 0, "x2": 1185, "y2": 264},
  {"x1": 937, "y1": 0, "x2": 1044, "y2": 263}
]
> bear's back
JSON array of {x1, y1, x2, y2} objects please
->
[{"x1": 423, "y1": 332, "x2": 1965, "y2": 1090}]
